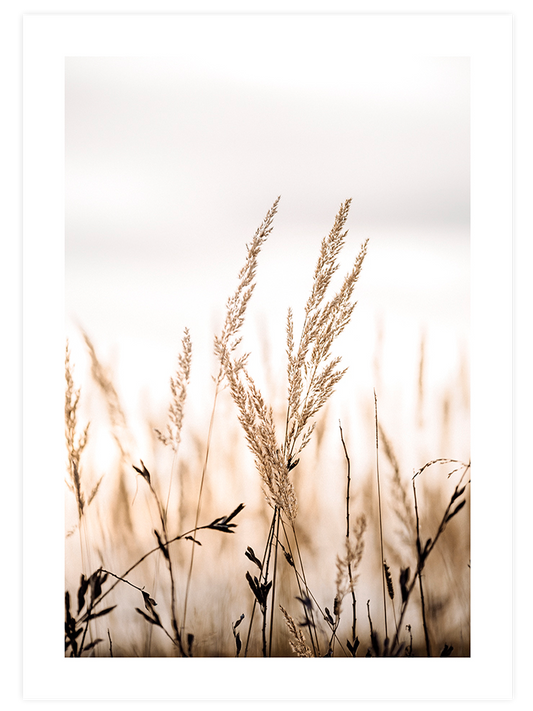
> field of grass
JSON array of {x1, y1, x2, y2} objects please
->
[{"x1": 65, "y1": 198, "x2": 470, "y2": 658}]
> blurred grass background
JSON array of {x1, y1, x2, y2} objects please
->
[{"x1": 65, "y1": 309, "x2": 470, "y2": 657}]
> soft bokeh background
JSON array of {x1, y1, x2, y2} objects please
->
[{"x1": 64, "y1": 33, "x2": 470, "y2": 657}]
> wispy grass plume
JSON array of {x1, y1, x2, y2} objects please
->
[
  {"x1": 222, "y1": 199, "x2": 368, "y2": 520},
  {"x1": 81, "y1": 329, "x2": 133, "y2": 463},
  {"x1": 284, "y1": 200, "x2": 368, "y2": 465},
  {"x1": 183, "y1": 197, "x2": 280, "y2": 634},
  {"x1": 279, "y1": 605, "x2": 313, "y2": 657},
  {"x1": 65, "y1": 341, "x2": 92, "y2": 519},
  {"x1": 155, "y1": 327, "x2": 192, "y2": 453},
  {"x1": 221, "y1": 199, "x2": 368, "y2": 656},
  {"x1": 214, "y1": 196, "x2": 281, "y2": 375}
]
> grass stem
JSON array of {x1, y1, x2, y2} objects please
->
[{"x1": 374, "y1": 390, "x2": 388, "y2": 642}]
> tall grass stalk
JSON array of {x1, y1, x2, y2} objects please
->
[
  {"x1": 182, "y1": 197, "x2": 280, "y2": 635},
  {"x1": 65, "y1": 342, "x2": 101, "y2": 649},
  {"x1": 334, "y1": 422, "x2": 366, "y2": 656},
  {"x1": 391, "y1": 459, "x2": 470, "y2": 655},
  {"x1": 373, "y1": 390, "x2": 389, "y2": 643},
  {"x1": 81, "y1": 330, "x2": 135, "y2": 541},
  {"x1": 65, "y1": 343, "x2": 90, "y2": 523},
  {"x1": 155, "y1": 327, "x2": 192, "y2": 515},
  {"x1": 412, "y1": 477, "x2": 431, "y2": 656},
  {"x1": 222, "y1": 199, "x2": 368, "y2": 656},
  {"x1": 81, "y1": 329, "x2": 133, "y2": 464},
  {"x1": 133, "y1": 460, "x2": 185, "y2": 655},
  {"x1": 145, "y1": 327, "x2": 192, "y2": 654}
]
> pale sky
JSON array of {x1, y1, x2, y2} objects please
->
[{"x1": 65, "y1": 35, "x2": 469, "y2": 429}]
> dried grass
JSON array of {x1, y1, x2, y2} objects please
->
[
  {"x1": 64, "y1": 198, "x2": 470, "y2": 658},
  {"x1": 279, "y1": 605, "x2": 313, "y2": 657},
  {"x1": 334, "y1": 513, "x2": 366, "y2": 616},
  {"x1": 65, "y1": 342, "x2": 92, "y2": 519},
  {"x1": 221, "y1": 199, "x2": 368, "y2": 522},
  {"x1": 155, "y1": 328, "x2": 192, "y2": 453}
]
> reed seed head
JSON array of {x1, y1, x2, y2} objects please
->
[
  {"x1": 65, "y1": 342, "x2": 90, "y2": 518},
  {"x1": 279, "y1": 605, "x2": 313, "y2": 657},
  {"x1": 155, "y1": 327, "x2": 192, "y2": 452}
]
